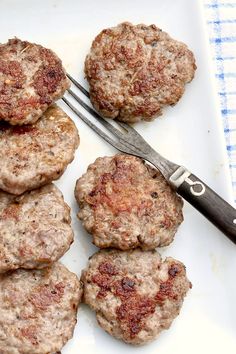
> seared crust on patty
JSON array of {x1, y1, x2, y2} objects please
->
[
  {"x1": 75, "y1": 154, "x2": 183, "y2": 250},
  {"x1": 0, "y1": 104, "x2": 79, "y2": 195},
  {"x1": 0, "y1": 184, "x2": 73, "y2": 273},
  {"x1": 0, "y1": 262, "x2": 83, "y2": 354},
  {"x1": 0, "y1": 38, "x2": 70, "y2": 125},
  {"x1": 85, "y1": 22, "x2": 196, "y2": 122},
  {"x1": 81, "y1": 249, "x2": 191, "y2": 345}
]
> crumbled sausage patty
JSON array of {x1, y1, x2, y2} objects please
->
[
  {"x1": 85, "y1": 22, "x2": 196, "y2": 122},
  {"x1": 0, "y1": 38, "x2": 70, "y2": 125},
  {"x1": 0, "y1": 104, "x2": 79, "y2": 195},
  {"x1": 0, "y1": 262, "x2": 83, "y2": 354},
  {"x1": 82, "y1": 249, "x2": 191, "y2": 345},
  {"x1": 75, "y1": 154, "x2": 183, "y2": 250},
  {"x1": 0, "y1": 184, "x2": 73, "y2": 273}
]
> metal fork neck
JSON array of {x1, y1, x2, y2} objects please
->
[{"x1": 147, "y1": 150, "x2": 180, "y2": 182}]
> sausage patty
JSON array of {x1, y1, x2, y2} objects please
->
[
  {"x1": 0, "y1": 184, "x2": 73, "y2": 273},
  {"x1": 0, "y1": 104, "x2": 79, "y2": 195},
  {"x1": 85, "y1": 22, "x2": 196, "y2": 122},
  {"x1": 0, "y1": 38, "x2": 70, "y2": 125},
  {"x1": 81, "y1": 249, "x2": 191, "y2": 345},
  {"x1": 75, "y1": 154, "x2": 183, "y2": 250},
  {"x1": 0, "y1": 262, "x2": 83, "y2": 354}
]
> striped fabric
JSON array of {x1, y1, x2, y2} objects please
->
[{"x1": 204, "y1": 1, "x2": 236, "y2": 201}]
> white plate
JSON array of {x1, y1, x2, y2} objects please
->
[{"x1": 1, "y1": 0, "x2": 236, "y2": 353}]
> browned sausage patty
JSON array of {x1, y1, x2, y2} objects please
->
[
  {"x1": 0, "y1": 262, "x2": 83, "y2": 354},
  {"x1": 75, "y1": 154, "x2": 183, "y2": 250},
  {"x1": 0, "y1": 184, "x2": 73, "y2": 273},
  {"x1": 85, "y1": 22, "x2": 196, "y2": 122},
  {"x1": 0, "y1": 104, "x2": 79, "y2": 195},
  {"x1": 0, "y1": 38, "x2": 70, "y2": 125},
  {"x1": 82, "y1": 249, "x2": 191, "y2": 345}
]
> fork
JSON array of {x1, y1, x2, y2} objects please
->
[{"x1": 62, "y1": 73, "x2": 236, "y2": 245}]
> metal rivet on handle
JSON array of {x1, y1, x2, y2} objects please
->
[{"x1": 185, "y1": 177, "x2": 206, "y2": 197}]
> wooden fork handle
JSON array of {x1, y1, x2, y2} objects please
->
[{"x1": 169, "y1": 167, "x2": 236, "y2": 244}]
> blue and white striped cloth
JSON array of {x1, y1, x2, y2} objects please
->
[{"x1": 204, "y1": 1, "x2": 236, "y2": 202}]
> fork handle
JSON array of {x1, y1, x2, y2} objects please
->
[{"x1": 169, "y1": 167, "x2": 236, "y2": 244}]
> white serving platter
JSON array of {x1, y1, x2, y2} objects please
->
[{"x1": 1, "y1": 0, "x2": 236, "y2": 353}]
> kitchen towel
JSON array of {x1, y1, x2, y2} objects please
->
[{"x1": 204, "y1": 0, "x2": 236, "y2": 202}]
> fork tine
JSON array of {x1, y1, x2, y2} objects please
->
[
  {"x1": 66, "y1": 74, "x2": 160, "y2": 150},
  {"x1": 62, "y1": 97, "x2": 130, "y2": 152},
  {"x1": 67, "y1": 73, "x2": 145, "y2": 141},
  {"x1": 67, "y1": 88, "x2": 129, "y2": 142},
  {"x1": 114, "y1": 120, "x2": 142, "y2": 135},
  {"x1": 64, "y1": 77, "x2": 178, "y2": 179},
  {"x1": 67, "y1": 79, "x2": 154, "y2": 154},
  {"x1": 67, "y1": 73, "x2": 90, "y2": 98},
  {"x1": 114, "y1": 120, "x2": 144, "y2": 137}
]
